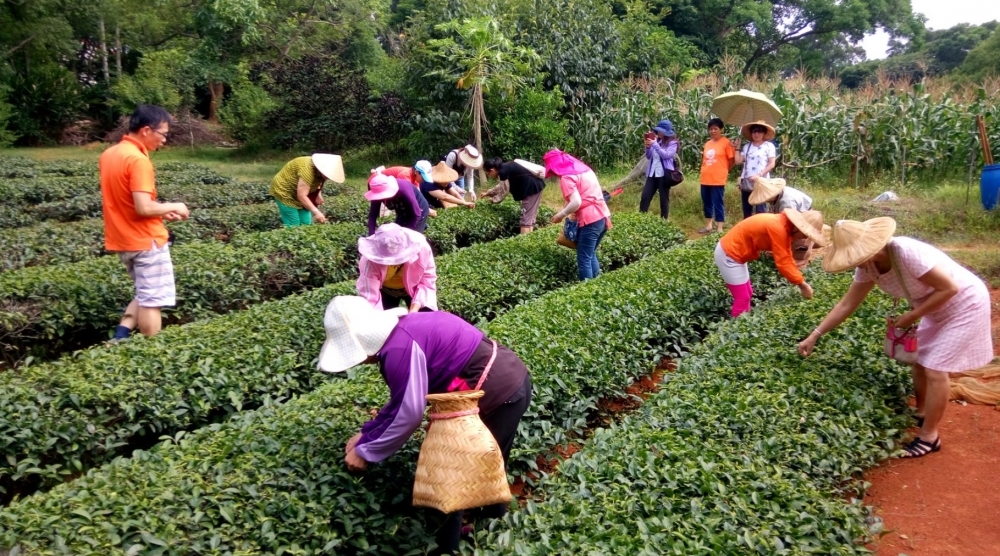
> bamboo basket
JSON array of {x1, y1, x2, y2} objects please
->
[{"x1": 412, "y1": 390, "x2": 511, "y2": 513}]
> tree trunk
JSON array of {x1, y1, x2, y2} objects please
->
[
  {"x1": 114, "y1": 25, "x2": 122, "y2": 79},
  {"x1": 99, "y1": 18, "x2": 110, "y2": 85},
  {"x1": 472, "y1": 84, "x2": 487, "y2": 183},
  {"x1": 207, "y1": 80, "x2": 224, "y2": 123}
]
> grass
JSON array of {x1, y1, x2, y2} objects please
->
[{"x1": 4, "y1": 146, "x2": 1000, "y2": 280}]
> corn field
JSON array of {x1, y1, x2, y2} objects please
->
[{"x1": 571, "y1": 67, "x2": 1000, "y2": 185}]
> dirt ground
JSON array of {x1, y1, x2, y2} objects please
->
[{"x1": 864, "y1": 286, "x2": 1000, "y2": 556}]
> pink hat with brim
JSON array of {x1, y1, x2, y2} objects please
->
[
  {"x1": 358, "y1": 223, "x2": 426, "y2": 265},
  {"x1": 543, "y1": 149, "x2": 592, "y2": 178},
  {"x1": 366, "y1": 173, "x2": 399, "y2": 201}
]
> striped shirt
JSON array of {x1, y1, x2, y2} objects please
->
[{"x1": 269, "y1": 157, "x2": 325, "y2": 209}]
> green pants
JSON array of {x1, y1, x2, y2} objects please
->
[{"x1": 276, "y1": 199, "x2": 313, "y2": 227}]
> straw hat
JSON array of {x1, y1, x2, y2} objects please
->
[
  {"x1": 429, "y1": 161, "x2": 459, "y2": 184},
  {"x1": 311, "y1": 153, "x2": 346, "y2": 183},
  {"x1": 783, "y1": 209, "x2": 827, "y2": 247},
  {"x1": 748, "y1": 177, "x2": 786, "y2": 205},
  {"x1": 365, "y1": 173, "x2": 399, "y2": 201},
  {"x1": 358, "y1": 223, "x2": 427, "y2": 265},
  {"x1": 317, "y1": 296, "x2": 408, "y2": 373},
  {"x1": 740, "y1": 120, "x2": 776, "y2": 141},
  {"x1": 414, "y1": 160, "x2": 433, "y2": 183},
  {"x1": 821, "y1": 217, "x2": 897, "y2": 273},
  {"x1": 457, "y1": 145, "x2": 484, "y2": 169}
]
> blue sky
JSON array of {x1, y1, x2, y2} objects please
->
[{"x1": 861, "y1": 0, "x2": 1000, "y2": 59}]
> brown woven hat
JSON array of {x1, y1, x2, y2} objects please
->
[
  {"x1": 821, "y1": 217, "x2": 897, "y2": 273},
  {"x1": 748, "y1": 177, "x2": 785, "y2": 205},
  {"x1": 412, "y1": 390, "x2": 511, "y2": 513},
  {"x1": 740, "y1": 120, "x2": 776, "y2": 141},
  {"x1": 783, "y1": 209, "x2": 827, "y2": 247},
  {"x1": 429, "y1": 161, "x2": 459, "y2": 184}
]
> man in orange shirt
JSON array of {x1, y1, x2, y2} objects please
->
[{"x1": 100, "y1": 105, "x2": 190, "y2": 340}]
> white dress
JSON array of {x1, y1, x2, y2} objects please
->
[{"x1": 854, "y1": 237, "x2": 993, "y2": 372}]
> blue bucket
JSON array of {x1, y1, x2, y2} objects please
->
[{"x1": 983, "y1": 164, "x2": 1000, "y2": 211}]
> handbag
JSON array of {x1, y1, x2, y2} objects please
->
[
  {"x1": 667, "y1": 169, "x2": 684, "y2": 187},
  {"x1": 556, "y1": 219, "x2": 578, "y2": 249},
  {"x1": 738, "y1": 144, "x2": 757, "y2": 192},
  {"x1": 884, "y1": 245, "x2": 919, "y2": 364}
]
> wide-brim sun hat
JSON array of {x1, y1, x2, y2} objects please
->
[
  {"x1": 414, "y1": 160, "x2": 433, "y2": 183},
  {"x1": 311, "y1": 153, "x2": 346, "y2": 183},
  {"x1": 358, "y1": 223, "x2": 426, "y2": 266},
  {"x1": 458, "y1": 145, "x2": 484, "y2": 169},
  {"x1": 366, "y1": 173, "x2": 399, "y2": 201},
  {"x1": 783, "y1": 208, "x2": 828, "y2": 247},
  {"x1": 429, "y1": 161, "x2": 459, "y2": 184},
  {"x1": 748, "y1": 177, "x2": 786, "y2": 205},
  {"x1": 542, "y1": 149, "x2": 592, "y2": 178},
  {"x1": 653, "y1": 118, "x2": 675, "y2": 137},
  {"x1": 318, "y1": 296, "x2": 408, "y2": 373},
  {"x1": 740, "y1": 120, "x2": 776, "y2": 141},
  {"x1": 821, "y1": 217, "x2": 897, "y2": 273}
]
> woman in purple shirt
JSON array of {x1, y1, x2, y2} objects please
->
[
  {"x1": 318, "y1": 296, "x2": 532, "y2": 553},
  {"x1": 366, "y1": 172, "x2": 431, "y2": 235},
  {"x1": 639, "y1": 118, "x2": 680, "y2": 219}
]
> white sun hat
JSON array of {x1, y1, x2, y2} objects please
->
[
  {"x1": 317, "y1": 296, "x2": 407, "y2": 373},
  {"x1": 458, "y1": 145, "x2": 484, "y2": 169}
]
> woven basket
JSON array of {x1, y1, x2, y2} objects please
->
[{"x1": 412, "y1": 390, "x2": 511, "y2": 513}]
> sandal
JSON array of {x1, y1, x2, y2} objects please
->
[
  {"x1": 901, "y1": 436, "x2": 940, "y2": 458},
  {"x1": 697, "y1": 227, "x2": 712, "y2": 234}
]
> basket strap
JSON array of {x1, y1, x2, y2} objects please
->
[
  {"x1": 429, "y1": 407, "x2": 480, "y2": 420},
  {"x1": 474, "y1": 340, "x2": 498, "y2": 391}
]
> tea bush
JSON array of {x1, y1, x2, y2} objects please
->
[
  {"x1": 0, "y1": 213, "x2": 681, "y2": 507},
  {"x1": 477, "y1": 275, "x2": 911, "y2": 555}
]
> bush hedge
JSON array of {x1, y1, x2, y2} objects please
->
[
  {"x1": 0, "y1": 201, "x2": 529, "y2": 364},
  {"x1": 0, "y1": 197, "x2": 373, "y2": 272},
  {"x1": 0, "y1": 213, "x2": 683, "y2": 508},
  {"x1": 477, "y1": 276, "x2": 910, "y2": 555},
  {"x1": 0, "y1": 237, "x2": 791, "y2": 553}
]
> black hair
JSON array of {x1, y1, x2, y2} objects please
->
[
  {"x1": 128, "y1": 104, "x2": 174, "y2": 133},
  {"x1": 707, "y1": 118, "x2": 724, "y2": 130},
  {"x1": 483, "y1": 156, "x2": 504, "y2": 172},
  {"x1": 750, "y1": 124, "x2": 767, "y2": 134}
]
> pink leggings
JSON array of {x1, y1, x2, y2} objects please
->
[{"x1": 725, "y1": 281, "x2": 754, "y2": 318}]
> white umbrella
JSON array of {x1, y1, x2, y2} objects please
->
[{"x1": 711, "y1": 89, "x2": 783, "y2": 127}]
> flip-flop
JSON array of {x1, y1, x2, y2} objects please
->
[{"x1": 697, "y1": 227, "x2": 712, "y2": 234}]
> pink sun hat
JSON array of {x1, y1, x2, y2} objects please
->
[
  {"x1": 357, "y1": 223, "x2": 426, "y2": 265},
  {"x1": 366, "y1": 172, "x2": 399, "y2": 201},
  {"x1": 542, "y1": 149, "x2": 592, "y2": 178}
]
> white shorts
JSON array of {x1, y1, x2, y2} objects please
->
[
  {"x1": 714, "y1": 242, "x2": 750, "y2": 285},
  {"x1": 118, "y1": 240, "x2": 176, "y2": 308}
]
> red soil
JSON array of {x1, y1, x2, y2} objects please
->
[{"x1": 864, "y1": 286, "x2": 1000, "y2": 555}]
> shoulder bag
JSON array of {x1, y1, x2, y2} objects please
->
[{"x1": 884, "y1": 244, "x2": 919, "y2": 363}]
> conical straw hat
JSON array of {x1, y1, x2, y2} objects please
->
[
  {"x1": 783, "y1": 209, "x2": 827, "y2": 247},
  {"x1": 311, "y1": 153, "x2": 345, "y2": 183},
  {"x1": 821, "y1": 217, "x2": 897, "y2": 273},
  {"x1": 748, "y1": 177, "x2": 785, "y2": 205},
  {"x1": 429, "y1": 161, "x2": 459, "y2": 184},
  {"x1": 412, "y1": 390, "x2": 510, "y2": 513}
]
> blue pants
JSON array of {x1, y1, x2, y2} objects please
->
[
  {"x1": 700, "y1": 185, "x2": 725, "y2": 222},
  {"x1": 741, "y1": 189, "x2": 766, "y2": 219},
  {"x1": 576, "y1": 218, "x2": 608, "y2": 281}
]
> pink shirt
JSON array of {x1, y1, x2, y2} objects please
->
[
  {"x1": 356, "y1": 238, "x2": 438, "y2": 310},
  {"x1": 559, "y1": 170, "x2": 612, "y2": 229}
]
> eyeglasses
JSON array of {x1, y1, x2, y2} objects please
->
[{"x1": 150, "y1": 128, "x2": 170, "y2": 140}]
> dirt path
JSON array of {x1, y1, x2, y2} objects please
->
[{"x1": 864, "y1": 286, "x2": 1000, "y2": 556}]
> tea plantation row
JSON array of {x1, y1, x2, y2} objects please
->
[{"x1": 0, "y1": 213, "x2": 684, "y2": 506}]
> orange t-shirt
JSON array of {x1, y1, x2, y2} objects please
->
[
  {"x1": 383, "y1": 166, "x2": 419, "y2": 184},
  {"x1": 99, "y1": 136, "x2": 169, "y2": 251},
  {"x1": 719, "y1": 213, "x2": 803, "y2": 284},
  {"x1": 700, "y1": 137, "x2": 735, "y2": 186}
]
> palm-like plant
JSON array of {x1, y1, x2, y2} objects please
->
[{"x1": 424, "y1": 17, "x2": 539, "y2": 173}]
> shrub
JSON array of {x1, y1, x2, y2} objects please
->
[
  {"x1": 486, "y1": 85, "x2": 573, "y2": 161},
  {"x1": 0, "y1": 213, "x2": 681, "y2": 508},
  {"x1": 477, "y1": 275, "x2": 910, "y2": 555}
]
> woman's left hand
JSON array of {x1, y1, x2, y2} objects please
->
[
  {"x1": 893, "y1": 311, "x2": 918, "y2": 330},
  {"x1": 551, "y1": 213, "x2": 565, "y2": 224}
]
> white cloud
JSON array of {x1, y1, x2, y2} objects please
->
[{"x1": 862, "y1": 0, "x2": 1000, "y2": 60}]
